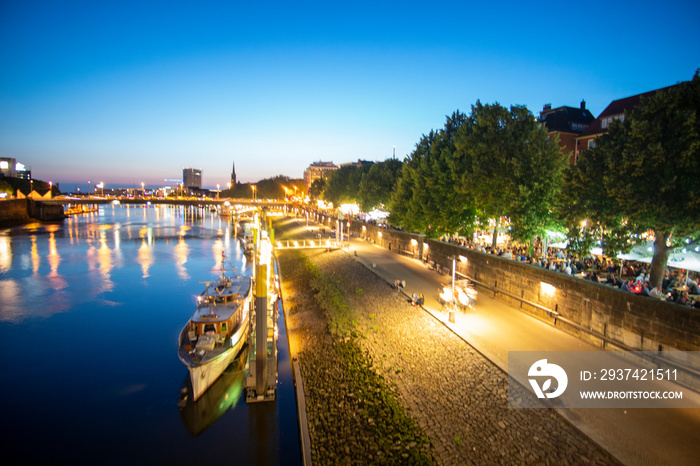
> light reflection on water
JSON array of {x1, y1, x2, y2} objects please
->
[{"x1": 0, "y1": 204, "x2": 300, "y2": 464}]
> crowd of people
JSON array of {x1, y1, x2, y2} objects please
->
[{"x1": 439, "y1": 235, "x2": 700, "y2": 309}]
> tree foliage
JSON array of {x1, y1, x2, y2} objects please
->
[
  {"x1": 357, "y1": 158, "x2": 402, "y2": 211},
  {"x1": 452, "y1": 102, "x2": 566, "y2": 248},
  {"x1": 561, "y1": 72, "x2": 700, "y2": 287},
  {"x1": 308, "y1": 177, "x2": 326, "y2": 200},
  {"x1": 388, "y1": 112, "x2": 476, "y2": 237}
]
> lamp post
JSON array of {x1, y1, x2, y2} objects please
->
[
  {"x1": 141, "y1": 182, "x2": 145, "y2": 197},
  {"x1": 448, "y1": 255, "x2": 457, "y2": 323},
  {"x1": 216, "y1": 184, "x2": 220, "y2": 200},
  {"x1": 251, "y1": 185, "x2": 256, "y2": 201}
]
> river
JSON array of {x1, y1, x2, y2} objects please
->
[{"x1": 0, "y1": 204, "x2": 301, "y2": 465}]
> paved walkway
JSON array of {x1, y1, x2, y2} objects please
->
[
  {"x1": 288, "y1": 218, "x2": 699, "y2": 465},
  {"x1": 345, "y1": 236, "x2": 699, "y2": 466}
]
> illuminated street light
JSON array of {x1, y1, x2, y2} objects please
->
[
  {"x1": 217, "y1": 184, "x2": 220, "y2": 200},
  {"x1": 448, "y1": 255, "x2": 457, "y2": 323}
]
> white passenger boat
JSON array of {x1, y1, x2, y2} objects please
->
[{"x1": 178, "y1": 254, "x2": 252, "y2": 401}]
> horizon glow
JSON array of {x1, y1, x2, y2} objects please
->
[{"x1": 1, "y1": 0, "x2": 699, "y2": 189}]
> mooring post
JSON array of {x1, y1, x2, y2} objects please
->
[{"x1": 255, "y1": 263, "x2": 268, "y2": 396}]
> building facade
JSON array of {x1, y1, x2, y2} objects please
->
[
  {"x1": 0, "y1": 157, "x2": 31, "y2": 179},
  {"x1": 183, "y1": 168, "x2": 202, "y2": 190},
  {"x1": 304, "y1": 161, "x2": 338, "y2": 190},
  {"x1": 537, "y1": 101, "x2": 595, "y2": 164},
  {"x1": 574, "y1": 85, "x2": 678, "y2": 163}
]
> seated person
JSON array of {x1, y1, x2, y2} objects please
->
[
  {"x1": 662, "y1": 274, "x2": 676, "y2": 292},
  {"x1": 676, "y1": 291, "x2": 690, "y2": 305}
]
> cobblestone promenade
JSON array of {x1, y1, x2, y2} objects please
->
[{"x1": 282, "y1": 248, "x2": 619, "y2": 465}]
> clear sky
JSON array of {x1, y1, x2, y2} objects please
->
[{"x1": 1, "y1": 0, "x2": 698, "y2": 190}]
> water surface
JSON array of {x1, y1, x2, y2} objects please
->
[{"x1": 0, "y1": 204, "x2": 300, "y2": 465}]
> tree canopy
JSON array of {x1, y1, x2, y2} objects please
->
[
  {"x1": 561, "y1": 72, "x2": 700, "y2": 287},
  {"x1": 388, "y1": 112, "x2": 476, "y2": 237},
  {"x1": 451, "y1": 101, "x2": 566, "y2": 249},
  {"x1": 357, "y1": 158, "x2": 402, "y2": 212}
]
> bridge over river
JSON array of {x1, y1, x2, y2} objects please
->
[{"x1": 0, "y1": 197, "x2": 293, "y2": 224}]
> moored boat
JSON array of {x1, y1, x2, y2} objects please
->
[{"x1": 178, "y1": 254, "x2": 253, "y2": 401}]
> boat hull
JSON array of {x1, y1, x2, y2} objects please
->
[{"x1": 187, "y1": 316, "x2": 249, "y2": 401}]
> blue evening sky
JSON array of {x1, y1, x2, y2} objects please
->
[{"x1": 1, "y1": 0, "x2": 698, "y2": 190}]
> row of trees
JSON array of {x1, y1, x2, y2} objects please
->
[
  {"x1": 311, "y1": 73, "x2": 700, "y2": 289},
  {"x1": 222, "y1": 175, "x2": 304, "y2": 200}
]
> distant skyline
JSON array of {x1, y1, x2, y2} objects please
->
[{"x1": 1, "y1": 1, "x2": 699, "y2": 189}]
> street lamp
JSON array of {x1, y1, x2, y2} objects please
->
[
  {"x1": 448, "y1": 255, "x2": 457, "y2": 323},
  {"x1": 251, "y1": 185, "x2": 256, "y2": 201},
  {"x1": 141, "y1": 182, "x2": 145, "y2": 197}
]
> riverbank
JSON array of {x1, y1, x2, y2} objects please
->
[{"x1": 276, "y1": 226, "x2": 619, "y2": 464}]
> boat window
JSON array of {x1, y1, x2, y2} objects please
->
[
  {"x1": 221, "y1": 322, "x2": 227, "y2": 333},
  {"x1": 204, "y1": 324, "x2": 216, "y2": 335}
]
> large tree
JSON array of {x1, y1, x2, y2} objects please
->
[
  {"x1": 324, "y1": 163, "x2": 373, "y2": 207},
  {"x1": 308, "y1": 177, "x2": 326, "y2": 201},
  {"x1": 561, "y1": 72, "x2": 700, "y2": 288},
  {"x1": 388, "y1": 112, "x2": 475, "y2": 237},
  {"x1": 452, "y1": 102, "x2": 566, "y2": 250},
  {"x1": 357, "y1": 158, "x2": 402, "y2": 212}
]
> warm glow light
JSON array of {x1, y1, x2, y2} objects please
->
[
  {"x1": 540, "y1": 282, "x2": 556, "y2": 297},
  {"x1": 339, "y1": 203, "x2": 360, "y2": 215},
  {"x1": 378, "y1": 232, "x2": 382, "y2": 238},
  {"x1": 440, "y1": 287, "x2": 453, "y2": 303},
  {"x1": 459, "y1": 255, "x2": 467, "y2": 263},
  {"x1": 411, "y1": 239, "x2": 417, "y2": 246}
]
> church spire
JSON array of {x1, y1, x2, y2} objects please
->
[{"x1": 231, "y1": 161, "x2": 237, "y2": 186}]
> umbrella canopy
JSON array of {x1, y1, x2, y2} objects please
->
[
  {"x1": 667, "y1": 250, "x2": 700, "y2": 273},
  {"x1": 616, "y1": 242, "x2": 700, "y2": 272},
  {"x1": 616, "y1": 242, "x2": 654, "y2": 263}
]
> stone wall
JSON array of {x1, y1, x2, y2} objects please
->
[
  {"x1": 348, "y1": 219, "x2": 699, "y2": 355},
  {"x1": 0, "y1": 199, "x2": 67, "y2": 226},
  {"x1": 0, "y1": 199, "x2": 31, "y2": 225},
  {"x1": 26, "y1": 200, "x2": 66, "y2": 221}
]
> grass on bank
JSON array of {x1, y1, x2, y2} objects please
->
[{"x1": 272, "y1": 217, "x2": 434, "y2": 464}]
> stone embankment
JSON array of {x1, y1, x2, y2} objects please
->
[{"x1": 279, "y1": 246, "x2": 619, "y2": 465}]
